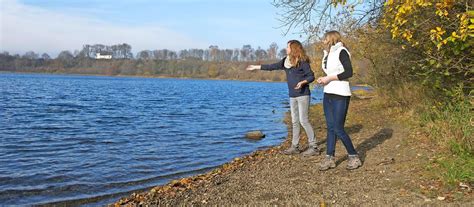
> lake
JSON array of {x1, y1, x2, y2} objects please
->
[{"x1": 0, "y1": 73, "x2": 325, "y2": 205}]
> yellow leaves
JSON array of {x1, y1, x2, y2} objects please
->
[
  {"x1": 391, "y1": 26, "x2": 400, "y2": 39},
  {"x1": 469, "y1": 24, "x2": 474, "y2": 30},
  {"x1": 397, "y1": 4, "x2": 412, "y2": 14},
  {"x1": 402, "y1": 30, "x2": 413, "y2": 42},
  {"x1": 436, "y1": 9, "x2": 449, "y2": 17},
  {"x1": 430, "y1": 26, "x2": 455, "y2": 50},
  {"x1": 436, "y1": 42, "x2": 443, "y2": 50},
  {"x1": 385, "y1": 0, "x2": 394, "y2": 6},
  {"x1": 416, "y1": 1, "x2": 432, "y2": 7},
  {"x1": 384, "y1": 1, "x2": 471, "y2": 51},
  {"x1": 330, "y1": 0, "x2": 347, "y2": 7},
  {"x1": 459, "y1": 13, "x2": 467, "y2": 21},
  {"x1": 456, "y1": 13, "x2": 473, "y2": 41},
  {"x1": 435, "y1": 0, "x2": 454, "y2": 12},
  {"x1": 467, "y1": 13, "x2": 474, "y2": 32},
  {"x1": 451, "y1": 32, "x2": 460, "y2": 39},
  {"x1": 430, "y1": 26, "x2": 446, "y2": 42},
  {"x1": 436, "y1": 27, "x2": 446, "y2": 35}
]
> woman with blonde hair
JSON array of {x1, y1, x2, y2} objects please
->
[
  {"x1": 317, "y1": 30, "x2": 361, "y2": 170},
  {"x1": 246, "y1": 40, "x2": 319, "y2": 156}
]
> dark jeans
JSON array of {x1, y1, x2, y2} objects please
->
[{"x1": 323, "y1": 93, "x2": 357, "y2": 156}]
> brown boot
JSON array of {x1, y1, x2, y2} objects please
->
[
  {"x1": 347, "y1": 155, "x2": 362, "y2": 170},
  {"x1": 282, "y1": 146, "x2": 300, "y2": 155}
]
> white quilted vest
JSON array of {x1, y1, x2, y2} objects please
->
[{"x1": 322, "y1": 42, "x2": 351, "y2": 96}]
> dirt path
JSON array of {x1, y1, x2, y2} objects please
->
[{"x1": 114, "y1": 96, "x2": 473, "y2": 206}]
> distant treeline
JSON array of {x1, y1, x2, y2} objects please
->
[
  {"x1": 0, "y1": 42, "x2": 288, "y2": 81},
  {"x1": 6, "y1": 42, "x2": 285, "y2": 61},
  {"x1": 0, "y1": 52, "x2": 288, "y2": 82},
  {"x1": 0, "y1": 42, "x2": 369, "y2": 83}
]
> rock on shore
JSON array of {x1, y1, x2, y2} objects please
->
[{"x1": 245, "y1": 131, "x2": 265, "y2": 140}]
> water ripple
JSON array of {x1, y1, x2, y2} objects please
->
[{"x1": 0, "y1": 73, "x2": 296, "y2": 205}]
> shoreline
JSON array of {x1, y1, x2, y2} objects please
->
[
  {"x1": 0, "y1": 70, "x2": 371, "y2": 87},
  {"x1": 111, "y1": 92, "x2": 472, "y2": 206},
  {"x1": 0, "y1": 70, "x2": 286, "y2": 84}
]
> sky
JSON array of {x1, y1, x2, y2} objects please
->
[{"x1": 0, "y1": 0, "x2": 304, "y2": 57}]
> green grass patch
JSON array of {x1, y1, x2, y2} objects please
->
[
  {"x1": 420, "y1": 100, "x2": 473, "y2": 186},
  {"x1": 436, "y1": 142, "x2": 474, "y2": 186}
]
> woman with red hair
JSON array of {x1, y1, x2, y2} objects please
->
[{"x1": 246, "y1": 40, "x2": 319, "y2": 156}]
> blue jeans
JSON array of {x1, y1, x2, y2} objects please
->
[{"x1": 323, "y1": 93, "x2": 357, "y2": 156}]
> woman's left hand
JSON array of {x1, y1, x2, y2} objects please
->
[{"x1": 294, "y1": 80, "x2": 307, "y2": 89}]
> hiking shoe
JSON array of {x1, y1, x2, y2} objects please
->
[
  {"x1": 301, "y1": 147, "x2": 320, "y2": 157},
  {"x1": 347, "y1": 155, "x2": 362, "y2": 170},
  {"x1": 282, "y1": 146, "x2": 300, "y2": 155},
  {"x1": 319, "y1": 155, "x2": 336, "y2": 171}
]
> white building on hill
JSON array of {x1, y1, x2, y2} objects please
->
[{"x1": 95, "y1": 52, "x2": 112, "y2": 59}]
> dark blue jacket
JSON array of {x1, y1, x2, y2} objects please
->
[{"x1": 261, "y1": 57, "x2": 315, "y2": 97}]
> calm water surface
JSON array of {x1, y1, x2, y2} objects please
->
[{"x1": 0, "y1": 73, "x2": 324, "y2": 205}]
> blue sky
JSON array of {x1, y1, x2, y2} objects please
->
[{"x1": 1, "y1": 0, "x2": 304, "y2": 56}]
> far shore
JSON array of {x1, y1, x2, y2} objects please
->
[{"x1": 0, "y1": 70, "x2": 370, "y2": 87}]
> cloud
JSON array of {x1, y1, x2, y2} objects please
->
[{"x1": 0, "y1": 0, "x2": 208, "y2": 57}]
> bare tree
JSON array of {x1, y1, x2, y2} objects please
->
[
  {"x1": 255, "y1": 47, "x2": 268, "y2": 61},
  {"x1": 240, "y1": 45, "x2": 253, "y2": 62},
  {"x1": 137, "y1": 50, "x2": 152, "y2": 60},
  {"x1": 22, "y1": 51, "x2": 38, "y2": 60},
  {"x1": 209, "y1": 45, "x2": 219, "y2": 61},
  {"x1": 41, "y1": 53, "x2": 51, "y2": 60},
  {"x1": 278, "y1": 48, "x2": 287, "y2": 59},
  {"x1": 232, "y1": 48, "x2": 240, "y2": 61},
  {"x1": 272, "y1": 0, "x2": 384, "y2": 39},
  {"x1": 57, "y1": 50, "x2": 74, "y2": 60},
  {"x1": 267, "y1": 42, "x2": 279, "y2": 60}
]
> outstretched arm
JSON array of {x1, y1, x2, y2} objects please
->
[
  {"x1": 247, "y1": 58, "x2": 285, "y2": 71},
  {"x1": 246, "y1": 65, "x2": 261, "y2": 70}
]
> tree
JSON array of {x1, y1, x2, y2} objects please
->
[
  {"x1": 267, "y1": 42, "x2": 279, "y2": 60},
  {"x1": 382, "y1": 1, "x2": 473, "y2": 97},
  {"x1": 81, "y1": 45, "x2": 91, "y2": 58},
  {"x1": 278, "y1": 48, "x2": 287, "y2": 59},
  {"x1": 22, "y1": 51, "x2": 38, "y2": 60},
  {"x1": 56, "y1": 50, "x2": 75, "y2": 68},
  {"x1": 272, "y1": 0, "x2": 384, "y2": 39},
  {"x1": 73, "y1": 50, "x2": 80, "y2": 58},
  {"x1": 168, "y1": 51, "x2": 178, "y2": 60},
  {"x1": 232, "y1": 48, "x2": 240, "y2": 61},
  {"x1": 240, "y1": 45, "x2": 253, "y2": 61},
  {"x1": 209, "y1": 45, "x2": 219, "y2": 61},
  {"x1": 137, "y1": 50, "x2": 152, "y2": 59},
  {"x1": 119, "y1": 43, "x2": 133, "y2": 59},
  {"x1": 255, "y1": 47, "x2": 268, "y2": 61},
  {"x1": 41, "y1": 53, "x2": 51, "y2": 60},
  {"x1": 57, "y1": 50, "x2": 74, "y2": 60}
]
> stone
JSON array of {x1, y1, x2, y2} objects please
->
[{"x1": 245, "y1": 131, "x2": 265, "y2": 140}]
